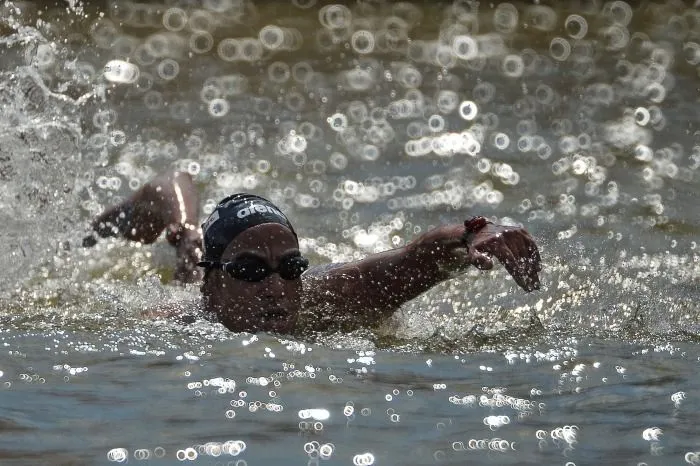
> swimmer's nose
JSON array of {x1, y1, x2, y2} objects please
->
[{"x1": 262, "y1": 273, "x2": 287, "y2": 299}]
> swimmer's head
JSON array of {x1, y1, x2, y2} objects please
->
[
  {"x1": 199, "y1": 194, "x2": 304, "y2": 334},
  {"x1": 200, "y1": 193, "x2": 297, "y2": 262}
]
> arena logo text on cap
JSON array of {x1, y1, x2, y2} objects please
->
[
  {"x1": 236, "y1": 204, "x2": 285, "y2": 219},
  {"x1": 199, "y1": 193, "x2": 297, "y2": 262}
]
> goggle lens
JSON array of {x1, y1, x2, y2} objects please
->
[{"x1": 198, "y1": 255, "x2": 309, "y2": 282}]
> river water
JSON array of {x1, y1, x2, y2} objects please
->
[{"x1": 0, "y1": 0, "x2": 699, "y2": 464}]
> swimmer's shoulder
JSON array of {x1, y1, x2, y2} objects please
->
[{"x1": 298, "y1": 262, "x2": 366, "y2": 334}]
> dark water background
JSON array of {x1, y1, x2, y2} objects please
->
[{"x1": 0, "y1": 0, "x2": 699, "y2": 464}]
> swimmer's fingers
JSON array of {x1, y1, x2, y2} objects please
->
[
  {"x1": 83, "y1": 203, "x2": 132, "y2": 247},
  {"x1": 470, "y1": 225, "x2": 541, "y2": 292},
  {"x1": 468, "y1": 250, "x2": 493, "y2": 270},
  {"x1": 493, "y1": 240, "x2": 529, "y2": 290},
  {"x1": 512, "y1": 231, "x2": 541, "y2": 291},
  {"x1": 527, "y1": 233, "x2": 542, "y2": 273},
  {"x1": 501, "y1": 229, "x2": 541, "y2": 292},
  {"x1": 85, "y1": 196, "x2": 164, "y2": 246}
]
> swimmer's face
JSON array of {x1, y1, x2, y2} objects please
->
[{"x1": 202, "y1": 223, "x2": 303, "y2": 334}]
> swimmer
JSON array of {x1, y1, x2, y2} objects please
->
[{"x1": 83, "y1": 171, "x2": 541, "y2": 334}]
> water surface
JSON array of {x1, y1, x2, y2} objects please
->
[{"x1": 0, "y1": 1, "x2": 699, "y2": 464}]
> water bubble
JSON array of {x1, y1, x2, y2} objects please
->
[
  {"x1": 186, "y1": 161, "x2": 200, "y2": 176},
  {"x1": 259, "y1": 25, "x2": 285, "y2": 50},
  {"x1": 351, "y1": 30, "x2": 375, "y2": 54},
  {"x1": 201, "y1": 82, "x2": 225, "y2": 103},
  {"x1": 319, "y1": 444, "x2": 334, "y2": 459},
  {"x1": 434, "y1": 90, "x2": 458, "y2": 114},
  {"x1": 434, "y1": 44, "x2": 456, "y2": 68},
  {"x1": 315, "y1": 28, "x2": 336, "y2": 51},
  {"x1": 671, "y1": 391, "x2": 686, "y2": 407},
  {"x1": 91, "y1": 18, "x2": 119, "y2": 49},
  {"x1": 361, "y1": 145, "x2": 380, "y2": 161},
  {"x1": 559, "y1": 135, "x2": 579, "y2": 154},
  {"x1": 518, "y1": 136, "x2": 533, "y2": 152},
  {"x1": 452, "y1": 35, "x2": 478, "y2": 60},
  {"x1": 476, "y1": 158, "x2": 491, "y2": 174},
  {"x1": 104, "y1": 60, "x2": 140, "y2": 84},
  {"x1": 285, "y1": 92, "x2": 306, "y2": 111},
  {"x1": 352, "y1": 452, "x2": 375, "y2": 466},
  {"x1": 107, "y1": 448, "x2": 129, "y2": 462},
  {"x1": 217, "y1": 38, "x2": 241, "y2": 61},
  {"x1": 428, "y1": 115, "x2": 445, "y2": 132},
  {"x1": 190, "y1": 32, "x2": 214, "y2": 54},
  {"x1": 683, "y1": 42, "x2": 700, "y2": 65},
  {"x1": 109, "y1": 1, "x2": 135, "y2": 22},
  {"x1": 134, "y1": 449, "x2": 151, "y2": 460},
  {"x1": 607, "y1": 1, "x2": 633, "y2": 26},
  {"x1": 473, "y1": 82, "x2": 495, "y2": 103},
  {"x1": 642, "y1": 427, "x2": 663, "y2": 441},
  {"x1": 525, "y1": 5, "x2": 558, "y2": 31},
  {"x1": 494, "y1": 3, "x2": 519, "y2": 34},
  {"x1": 110, "y1": 130, "x2": 126, "y2": 147},
  {"x1": 397, "y1": 65, "x2": 422, "y2": 89},
  {"x1": 134, "y1": 44, "x2": 157, "y2": 66},
  {"x1": 601, "y1": 24, "x2": 630, "y2": 51},
  {"x1": 634, "y1": 107, "x2": 650, "y2": 126},
  {"x1": 644, "y1": 82, "x2": 666, "y2": 103},
  {"x1": 145, "y1": 33, "x2": 171, "y2": 58},
  {"x1": 189, "y1": 10, "x2": 215, "y2": 33},
  {"x1": 143, "y1": 90, "x2": 163, "y2": 110},
  {"x1": 550, "y1": 38, "x2": 571, "y2": 61},
  {"x1": 328, "y1": 113, "x2": 348, "y2": 132},
  {"x1": 492, "y1": 133, "x2": 510, "y2": 150},
  {"x1": 329, "y1": 152, "x2": 347, "y2": 170},
  {"x1": 156, "y1": 58, "x2": 179, "y2": 81},
  {"x1": 534, "y1": 84, "x2": 555, "y2": 105},
  {"x1": 502, "y1": 54, "x2": 525, "y2": 77},
  {"x1": 268, "y1": 61, "x2": 290, "y2": 83},
  {"x1": 565, "y1": 14, "x2": 588, "y2": 40},
  {"x1": 287, "y1": 63, "x2": 313, "y2": 85},
  {"x1": 319, "y1": 4, "x2": 352, "y2": 29},
  {"x1": 163, "y1": 7, "x2": 187, "y2": 31},
  {"x1": 458, "y1": 101, "x2": 478, "y2": 120}
]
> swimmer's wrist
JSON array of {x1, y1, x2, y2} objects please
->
[
  {"x1": 166, "y1": 222, "x2": 201, "y2": 246},
  {"x1": 461, "y1": 216, "x2": 492, "y2": 247}
]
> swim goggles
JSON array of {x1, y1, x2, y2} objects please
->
[{"x1": 197, "y1": 254, "x2": 309, "y2": 282}]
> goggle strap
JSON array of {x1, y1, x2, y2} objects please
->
[{"x1": 196, "y1": 260, "x2": 228, "y2": 272}]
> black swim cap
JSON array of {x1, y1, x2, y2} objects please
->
[{"x1": 200, "y1": 193, "x2": 297, "y2": 262}]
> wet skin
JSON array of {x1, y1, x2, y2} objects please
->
[
  {"x1": 85, "y1": 170, "x2": 542, "y2": 334},
  {"x1": 200, "y1": 223, "x2": 302, "y2": 334},
  {"x1": 83, "y1": 171, "x2": 202, "y2": 283}
]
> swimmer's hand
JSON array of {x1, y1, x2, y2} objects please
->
[
  {"x1": 81, "y1": 170, "x2": 202, "y2": 284},
  {"x1": 167, "y1": 224, "x2": 203, "y2": 283},
  {"x1": 462, "y1": 216, "x2": 541, "y2": 292}
]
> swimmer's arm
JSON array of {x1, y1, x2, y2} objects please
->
[
  {"x1": 83, "y1": 170, "x2": 203, "y2": 283},
  {"x1": 310, "y1": 219, "x2": 541, "y2": 326}
]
